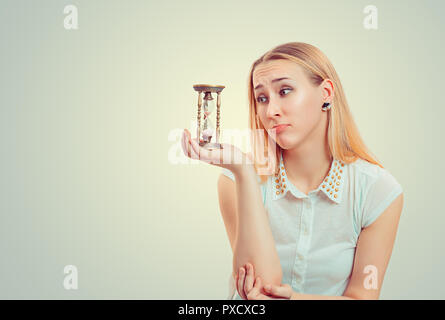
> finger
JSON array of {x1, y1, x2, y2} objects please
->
[
  {"x1": 185, "y1": 132, "x2": 200, "y2": 159},
  {"x1": 189, "y1": 137, "x2": 204, "y2": 161},
  {"x1": 237, "y1": 268, "x2": 244, "y2": 300},
  {"x1": 189, "y1": 137, "x2": 209, "y2": 162},
  {"x1": 249, "y1": 278, "x2": 272, "y2": 300},
  {"x1": 184, "y1": 130, "x2": 195, "y2": 159},
  {"x1": 189, "y1": 141, "x2": 201, "y2": 160},
  {"x1": 247, "y1": 276, "x2": 261, "y2": 300},
  {"x1": 240, "y1": 267, "x2": 248, "y2": 300},
  {"x1": 254, "y1": 277, "x2": 270, "y2": 299},
  {"x1": 184, "y1": 131, "x2": 194, "y2": 159},
  {"x1": 186, "y1": 135, "x2": 200, "y2": 161},
  {"x1": 264, "y1": 284, "x2": 292, "y2": 299},
  {"x1": 237, "y1": 267, "x2": 247, "y2": 300},
  {"x1": 235, "y1": 273, "x2": 239, "y2": 298},
  {"x1": 254, "y1": 276, "x2": 262, "y2": 289},
  {"x1": 244, "y1": 263, "x2": 255, "y2": 297},
  {"x1": 236, "y1": 268, "x2": 242, "y2": 299}
]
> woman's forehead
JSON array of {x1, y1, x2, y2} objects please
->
[{"x1": 253, "y1": 60, "x2": 303, "y2": 84}]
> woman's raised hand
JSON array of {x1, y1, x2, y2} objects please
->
[{"x1": 181, "y1": 129, "x2": 253, "y2": 175}]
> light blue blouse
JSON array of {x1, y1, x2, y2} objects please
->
[{"x1": 221, "y1": 153, "x2": 403, "y2": 300}]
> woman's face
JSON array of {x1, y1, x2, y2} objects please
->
[{"x1": 253, "y1": 59, "x2": 330, "y2": 150}]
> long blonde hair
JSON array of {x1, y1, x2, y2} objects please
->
[{"x1": 247, "y1": 42, "x2": 383, "y2": 184}]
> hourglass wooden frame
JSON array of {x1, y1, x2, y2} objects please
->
[{"x1": 192, "y1": 84, "x2": 225, "y2": 150}]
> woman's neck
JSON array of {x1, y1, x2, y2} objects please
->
[{"x1": 282, "y1": 137, "x2": 332, "y2": 195}]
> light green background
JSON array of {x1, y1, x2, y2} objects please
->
[{"x1": 0, "y1": 0, "x2": 443, "y2": 299}]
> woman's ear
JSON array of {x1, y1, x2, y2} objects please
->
[{"x1": 321, "y1": 78, "x2": 334, "y2": 102}]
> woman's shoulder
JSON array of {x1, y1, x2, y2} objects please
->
[
  {"x1": 348, "y1": 158, "x2": 402, "y2": 193},
  {"x1": 349, "y1": 157, "x2": 387, "y2": 177},
  {"x1": 348, "y1": 158, "x2": 403, "y2": 229}
]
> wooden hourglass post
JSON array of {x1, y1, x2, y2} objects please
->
[
  {"x1": 197, "y1": 91, "x2": 202, "y2": 144},
  {"x1": 216, "y1": 91, "x2": 221, "y2": 145}
]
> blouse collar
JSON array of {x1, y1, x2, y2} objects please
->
[{"x1": 272, "y1": 152, "x2": 345, "y2": 204}]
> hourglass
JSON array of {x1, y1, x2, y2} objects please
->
[{"x1": 192, "y1": 84, "x2": 225, "y2": 150}]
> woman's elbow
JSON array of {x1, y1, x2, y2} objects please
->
[{"x1": 233, "y1": 258, "x2": 282, "y2": 286}]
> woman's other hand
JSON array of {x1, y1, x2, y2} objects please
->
[{"x1": 236, "y1": 263, "x2": 294, "y2": 300}]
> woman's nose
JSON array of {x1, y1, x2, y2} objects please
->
[{"x1": 266, "y1": 97, "x2": 281, "y2": 118}]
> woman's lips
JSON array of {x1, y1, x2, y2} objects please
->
[{"x1": 273, "y1": 124, "x2": 290, "y2": 134}]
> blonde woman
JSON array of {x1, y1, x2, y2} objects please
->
[{"x1": 182, "y1": 42, "x2": 404, "y2": 300}]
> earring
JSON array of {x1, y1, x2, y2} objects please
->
[{"x1": 322, "y1": 102, "x2": 331, "y2": 111}]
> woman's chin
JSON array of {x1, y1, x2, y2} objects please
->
[
  {"x1": 266, "y1": 130, "x2": 297, "y2": 150},
  {"x1": 275, "y1": 136, "x2": 297, "y2": 150}
]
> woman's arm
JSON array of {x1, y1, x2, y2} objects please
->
[
  {"x1": 341, "y1": 192, "x2": 404, "y2": 300},
  {"x1": 182, "y1": 129, "x2": 282, "y2": 292},
  {"x1": 217, "y1": 174, "x2": 238, "y2": 253},
  {"x1": 231, "y1": 164, "x2": 282, "y2": 288}
]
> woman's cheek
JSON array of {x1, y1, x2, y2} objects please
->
[{"x1": 257, "y1": 111, "x2": 267, "y2": 128}]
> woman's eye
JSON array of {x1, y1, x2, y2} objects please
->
[
  {"x1": 257, "y1": 96, "x2": 267, "y2": 103},
  {"x1": 256, "y1": 88, "x2": 292, "y2": 104},
  {"x1": 280, "y1": 88, "x2": 292, "y2": 95}
]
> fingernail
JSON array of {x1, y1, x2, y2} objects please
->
[{"x1": 265, "y1": 285, "x2": 271, "y2": 291}]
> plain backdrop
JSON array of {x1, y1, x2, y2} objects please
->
[{"x1": 0, "y1": 0, "x2": 444, "y2": 299}]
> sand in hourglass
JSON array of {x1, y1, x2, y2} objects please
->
[{"x1": 201, "y1": 128, "x2": 213, "y2": 144}]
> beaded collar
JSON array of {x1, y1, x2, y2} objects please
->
[{"x1": 272, "y1": 153, "x2": 345, "y2": 204}]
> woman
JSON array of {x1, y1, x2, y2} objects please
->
[{"x1": 182, "y1": 42, "x2": 404, "y2": 300}]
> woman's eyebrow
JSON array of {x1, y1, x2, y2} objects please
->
[{"x1": 254, "y1": 77, "x2": 291, "y2": 91}]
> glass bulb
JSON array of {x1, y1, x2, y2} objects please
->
[{"x1": 201, "y1": 96, "x2": 215, "y2": 144}]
